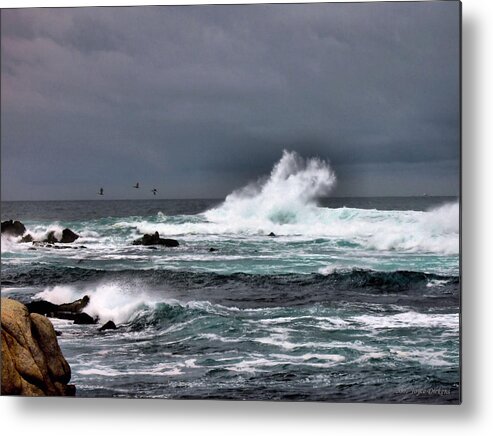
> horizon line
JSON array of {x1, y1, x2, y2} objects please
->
[{"x1": 0, "y1": 194, "x2": 460, "y2": 203}]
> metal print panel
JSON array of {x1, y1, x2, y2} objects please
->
[{"x1": 0, "y1": 1, "x2": 461, "y2": 403}]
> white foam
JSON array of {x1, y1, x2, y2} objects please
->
[
  {"x1": 26, "y1": 223, "x2": 65, "y2": 242},
  {"x1": 1, "y1": 235, "x2": 23, "y2": 252},
  {"x1": 224, "y1": 353, "x2": 345, "y2": 373},
  {"x1": 34, "y1": 282, "x2": 157, "y2": 324},
  {"x1": 351, "y1": 311, "x2": 459, "y2": 330},
  {"x1": 110, "y1": 151, "x2": 458, "y2": 255},
  {"x1": 205, "y1": 150, "x2": 336, "y2": 226},
  {"x1": 426, "y1": 279, "x2": 450, "y2": 288},
  {"x1": 389, "y1": 348, "x2": 452, "y2": 367}
]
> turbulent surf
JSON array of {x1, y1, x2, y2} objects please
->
[{"x1": 1, "y1": 151, "x2": 460, "y2": 403}]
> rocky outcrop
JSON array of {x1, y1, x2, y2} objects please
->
[
  {"x1": 99, "y1": 320, "x2": 117, "y2": 331},
  {"x1": 43, "y1": 231, "x2": 59, "y2": 244},
  {"x1": 60, "y1": 228, "x2": 79, "y2": 243},
  {"x1": 20, "y1": 234, "x2": 34, "y2": 243},
  {"x1": 132, "y1": 231, "x2": 179, "y2": 247},
  {"x1": 26, "y1": 295, "x2": 96, "y2": 324},
  {"x1": 73, "y1": 313, "x2": 97, "y2": 325},
  {"x1": 2, "y1": 221, "x2": 79, "y2": 245},
  {"x1": 1, "y1": 220, "x2": 26, "y2": 237},
  {"x1": 1, "y1": 298, "x2": 75, "y2": 396}
]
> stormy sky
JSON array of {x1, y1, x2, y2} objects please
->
[{"x1": 1, "y1": 2, "x2": 460, "y2": 201}]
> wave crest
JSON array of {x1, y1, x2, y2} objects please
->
[{"x1": 205, "y1": 150, "x2": 336, "y2": 225}]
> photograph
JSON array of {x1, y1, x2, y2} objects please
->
[{"x1": 1, "y1": 1, "x2": 461, "y2": 404}]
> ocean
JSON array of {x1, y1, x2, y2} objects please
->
[{"x1": 0, "y1": 154, "x2": 460, "y2": 403}]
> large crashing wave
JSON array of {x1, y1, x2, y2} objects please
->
[
  {"x1": 199, "y1": 150, "x2": 458, "y2": 255},
  {"x1": 205, "y1": 150, "x2": 336, "y2": 225},
  {"x1": 2, "y1": 150, "x2": 458, "y2": 257},
  {"x1": 110, "y1": 150, "x2": 459, "y2": 255}
]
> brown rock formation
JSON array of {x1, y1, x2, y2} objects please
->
[{"x1": 1, "y1": 298, "x2": 75, "y2": 396}]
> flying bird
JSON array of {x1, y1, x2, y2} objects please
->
[
  {"x1": 99, "y1": 188, "x2": 104, "y2": 196},
  {"x1": 151, "y1": 188, "x2": 157, "y2": 196},
  {"x1": 134, "y1": 182, "x2": 140, "y2": 189}
]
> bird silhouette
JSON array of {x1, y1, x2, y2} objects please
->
[
  {"x1": 134, "y1": 182, "x2": 140, "y2": 189},
  {"x1": 151, "y1": 188, "x2": 157, "y2": 196},
  {"x1": 99, "y1": 188, "x2": 104, "y2": 196}
]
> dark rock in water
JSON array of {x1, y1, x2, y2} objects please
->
[
  {"x1": 44, "y1": 231, "x2": 58, "y2": 244},
  {"x1": 20, "y1": 234, "x2": 33, "y2": 243},
  {"x1": 99, "y1": 320, "x2": 117, "y2": 331},
  {"x1": 133, "y1": 231, "x2": 179, "y2": 247},
  {"x1": 26, "y1": 300, "x2": 59, "y2": 316},
  {"x1": 160, "y1": 238, "x2": 179, "y2": 247},
  {"x1": 27, "y1": 296, "x2": 90, "y2": 323},
  {"x1": 79, "y1": 246, "x2": 87, "y2": 249},
  {"x1": 60, "y1": 228, "x2": 79, "y2": 243},
  {"x1": 147, "y1": 246, "x2": 158, "y2": 250},
  {"x1": 209, "y1": 247, "x2": 218, "y2": 252},
  {"x1": 54, "y1": 245, "x2": 73, "y2": 250},
  {"x1": 161, "y1": 238, "x2": 179, "y2": 247},
  {"x1": 55, "y1": 330, "x2": 62, "y2": 336},
  {"x1": 58, "y1": 295, "x2": 90, "y2": 314},
  {"x1": 28, "y1": 247, "x2": 37, "y2": 251},
  {"x1": 73, "y1": 312, "x2": 97, "y2": 325},
  {"x1": 268, "y1": 232, "x2": 276, "y2": 237},
  {"x1": 1, "y1": 220, "x2": 26, "y2": 237}
]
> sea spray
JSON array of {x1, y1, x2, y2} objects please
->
[
  {"x1": 204, "y1": 150, "x2": 336, "y2": 226},
  {"x1": 35, "y1": 282, "x2": 156, "y2": 324}
]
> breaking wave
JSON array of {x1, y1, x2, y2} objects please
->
[
  {"x1": 118, "y1": 151, "x2": 459, "y2": 255},
  {"x1": 32, "y1": 272, "x2": 458, "y2": 334},
  {"x1": 205, "y1": 149, "x2": 336, "y2": 225}
]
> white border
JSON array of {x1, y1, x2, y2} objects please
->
[{"x1": 2, "y1": 0, "x2": 492, "y2": 434}]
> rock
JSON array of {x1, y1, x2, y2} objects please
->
[
  {"x1": 26, "y1": 300, "x2": 59, "y2": 317},
  {"x1": 160, "y1": 238, "x2": 179, "y2": 247},
  {"x1": 27, "y1": 296, "x2": 90, "y2": 323},
  {"x1": 73, "y1": 312, "x2": 97, "y2": 325},
  {"x1": 209, "y1": 247, "x2": 218, "y2": 252},
  {"x1": 268, "y1": 232, "x2": 276, "y2": 237},
  {"x1": 132, "y1": 231, "x2": 179, "y2": 247},
  {"x1": 1, "y1": 298, "x2": 75, "y2": 396},
  {"x1": 60, "y1": 228, "x2": 79, "y2": 243},
  {"x1": 1, "y1": 220, "x2": 26, "y2": 237},
  {"x1": 43, "y1": 231, "x2": 58, "y2": 244},
  {"x1": 57, "y1": 295, "x2": 90, "y2": 314},
  {"x1": 99, "y1": 320, "x2": 117, "y2": 331},
  {"x1": 20, "y1": 234, "x2": 34, "y2": 243}
]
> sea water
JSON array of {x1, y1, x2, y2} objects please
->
[{"x1": 1, "y1": 151, "x2": 460, "y2": 402}]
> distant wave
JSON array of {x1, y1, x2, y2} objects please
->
[
  {"x1": 115, "y1": 150, "x2": 459, "y2": 255},
  {"x1": 205, "y1": 149, "x2": 336, "y2": 225},
  {"x1": 1, "y1": 151, "x2": 459, "y2": 257}
]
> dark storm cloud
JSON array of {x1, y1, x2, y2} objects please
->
[{"x1": 1, "y1": 2, "x2": 460, "y2": 200}]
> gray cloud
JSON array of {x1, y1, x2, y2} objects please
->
[{"x1": 1, "y1": 2, "x2": 460, "y2": 200}]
